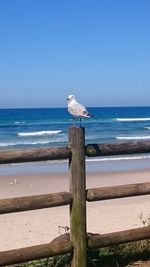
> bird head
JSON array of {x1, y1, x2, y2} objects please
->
[{"x1": 67, "y1": 95, "x2": 75, "y2": 103}]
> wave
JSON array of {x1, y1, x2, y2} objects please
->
[
  {"x1": 116, "y1": 136, "x2": 150, "y2": 140},
  {"x1": 116, "y1": 117, "x2": 150, "y2": 122},
  {"x1": 86, "y1": 154, "x2": 150, "y2": 162},
  {"x1": 0, "y1": 140, "x2": 53, "y2": 147},
  {"x1": 145, "y1": 127, "x2": 150, "y2": 130},
  {"x1": 18, "y1": 130, "x2": 62, "y2": 137},
  {"x1": 14, "y1": 121, "x2": 26, "y2": 125}
]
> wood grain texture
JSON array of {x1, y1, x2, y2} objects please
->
[
  {"x1": 0, "y1": 191, "x2": 72, "y2": 214},
  {"x1": 0, "y1": 239, "x2": 72, "y2": 266},
  {"x1": 88, "y1": 226, "x2": 150, "y2": 249},
  {"x1": 68, "y1": 126, "x2": 87, "y2": 267},
  {"x1": 87, "y1": 182, "x2": 150, "y2": 201},
  {"x1": 86, "y1": 141, "x2": 150, "y2": 157},
  {"x1": 0, "y1": 146, "x2": 70, "y2": 164}
]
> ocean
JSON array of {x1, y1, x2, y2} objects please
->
[{"x1": 1, "y1": 106, "x2": 150, "y2": 173}]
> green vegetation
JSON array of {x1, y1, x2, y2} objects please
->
[
  {"x1": 11, "y1": 239, "x2": 150, "y2": 267},
  {"x1": 88, "y1": 239, "x2": 150, "y2": 266}
]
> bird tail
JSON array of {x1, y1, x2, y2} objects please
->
[{"x1": 87, "y1": 112, "x2": 94, "y2": 118}]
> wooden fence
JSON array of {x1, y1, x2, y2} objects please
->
[{"x1": 0, "y1": 126, "x2": 150, "y2": 267}]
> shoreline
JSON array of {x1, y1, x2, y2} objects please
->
[
  {"x1": 0, "y1": 168, "x2": 150, "y2": 251},
  {"x1": 1, "y1": 154, "x2": 150, "y2": 175}
]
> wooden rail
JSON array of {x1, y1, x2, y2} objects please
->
[
  {"x1": 0, "y1": 146, "x2": 70, "y2": 164},
  {"x1": 88, "y1": 226, "x2": 150, "y2": 249},
  {"x1": 87, "y1": 182, "x2": 150, "y2": 201},
  {"x1": 0, "y1": 239, "x2": 73, "y2": 266},
  {"x1": 1, "y1": 140, "x2": 150, "y2": 164},
  {"x1": 0, "y1": 192, "x2": 72, "y2": 214},
  {"x1": 86, "y1": 141, "x2": 150, "y2": 156},
  {"x1": 1, "y1": 226, "x2": 150, "y2": 266},
  {"x1": 0, "y1": 126, "x2": 150, "y2": 266}
]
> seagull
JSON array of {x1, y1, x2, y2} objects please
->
[{"x1": 67, "y1": 95, "x2": 92, "y2": 125}]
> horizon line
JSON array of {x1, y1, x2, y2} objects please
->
[{"x1": 0, "y1": 105, "x2": 150, "y2": 110}]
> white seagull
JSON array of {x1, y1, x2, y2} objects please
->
[{"x1": 67, "y1": 95, "x2": 92, "y2": 125}]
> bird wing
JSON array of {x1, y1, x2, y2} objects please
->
[{"x1": 68, "y1": 100, "x2": 90, "y2": 117}]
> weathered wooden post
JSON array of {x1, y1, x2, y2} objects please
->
[{"x1": 68, "y1": 126, "x2": 87, "y2": 267}]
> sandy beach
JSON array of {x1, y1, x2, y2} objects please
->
[{"x1": 0, "y1": 168, "x2": 150, "y2": 251}]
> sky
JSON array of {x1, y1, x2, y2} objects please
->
[{"x1": 0, "y1": 0, "x2": 150, "y2": 108}]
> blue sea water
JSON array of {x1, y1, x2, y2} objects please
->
[
  {"x1": 1, "y1": 106, "x2": 150, "y2": 173},
  {"x1": 1, "y1": 106, "x2": 150, "y2": 148}
]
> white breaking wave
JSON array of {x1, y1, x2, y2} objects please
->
[
  {"x1": 116, "y1": 136, "x2": 150, "y2": 140},
  {"x1": 0, "y1": 140, "x2": 52, "y2": 147},
  {"x1": 14, "y1": 121, "x2": 26, "y2": 125},
  {"x1": 18, "y1": 130, "x2": 62, "y2": 137},
  {"x1": 145, "y1": 127, "x2": 150, "y2": 130},
  {"x1": 116, "y1": 117, "x2": 150, "y2": 122},
  {"x1": 86, "y1": 154, "x2": 150, "y2": 162}
]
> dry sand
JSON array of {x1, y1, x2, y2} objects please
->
[{"x1": 0, "y1": 168, "x2": 150, "y2": 251}]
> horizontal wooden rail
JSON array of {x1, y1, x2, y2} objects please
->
[
  {"x1": 1, "y1": 140, "x2": 150, "y2": 164},
  {"x1": 0, "y1": 181, "x2": 150, "y2": 214},
  {"x1": 87, "y1": 182, "x2": 150, "y2": 201},
  {"x1": 1, "y1": 226, "x2": 150, "y2": 266},
  {"x1": 0, "y1": 192, "x2": 72, "y2": 214},
  {"x1": 86, "y1": 141, "x2": 150, "y2": 157},
  {"x1": 0, "y1": 146, "x2": 70, "y2": 164},
  {"x1": 88, "y1": 226, "x2": 150, "y2": 249},
  {"x1": 0, "y1": 239, "x2": 73, "y2": 266}
]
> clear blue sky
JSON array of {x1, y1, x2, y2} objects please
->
[{"x1": 0, "y1": 0, "x2": 150, "y2": 108}]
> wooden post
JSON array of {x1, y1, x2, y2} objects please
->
[{"x1": 68, "y1": 126, "x2": 87, "y2": 267}]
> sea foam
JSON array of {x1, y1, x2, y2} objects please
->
[
  {"x1": 86, "y1": 154, "x2": 150, "y2": 162},
  {"x1": 116, "y1": 117, "x2": 150, "y2": 122},
  {"x1": 116, "y1": 136, "x2": 150, "y2": 140},
  {"x1": 0, "y1": 140, "x2": 51, "y2": 147},
  {"x1": 18, "y1": 130, "x2": 62, "y2": 137},
  {"x1": 0, "y1": 140, "x2": 52, "y2": 147}
]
